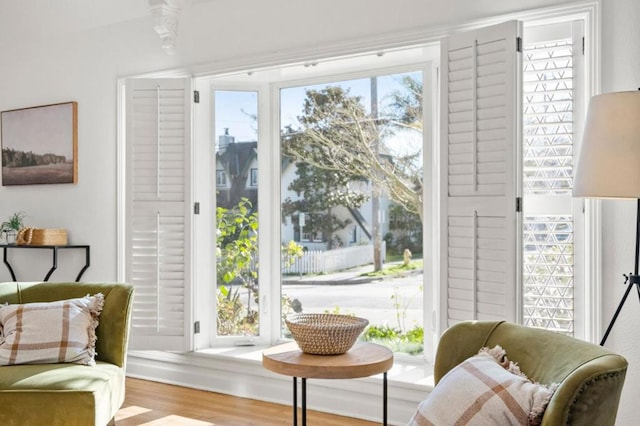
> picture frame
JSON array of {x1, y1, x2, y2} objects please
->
[{"x1": 1, "y1": 101, "x2": 78, "y2": 186}]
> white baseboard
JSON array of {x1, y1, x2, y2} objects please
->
[{"x1": 126, "y1": 348, "x2": 432, "y2": 425}]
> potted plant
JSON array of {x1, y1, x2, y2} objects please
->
[{"x1": 1, "y1": 212, "x2": 26, "y2": 245}]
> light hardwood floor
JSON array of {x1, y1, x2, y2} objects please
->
[{"x1": 117, "y1": 378, "x2": 377, "y2": 426}]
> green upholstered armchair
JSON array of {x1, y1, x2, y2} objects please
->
[
  {"x1": 0, "y1": 282, "x2": 134, "y2": 426},
  {"x1": 434, "y1": 321, "x2": 628, "y2": 426}
]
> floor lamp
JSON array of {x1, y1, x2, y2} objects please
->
[{"x1": 573, "y1": 90, "x2": 640, "y2": 346}]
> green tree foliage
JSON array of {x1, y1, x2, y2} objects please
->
[
  {"x1": 282, "y1": 87, "x2": 370, "y2": 248},
  {"x1": 216, "y1": 198, "x2": 258, "y2": 288},
  {"x1": 282, "y1": 83, "x2": 423, "y2": 221},
  {"x1": 282, "y1": 162, "x2": 367, "y2": 249},
  {"x1": 216, "y1": 198, "x2": 304, "y2": 335},
  {"x1": 386, "y1": 75, "x2": 423, "y2": 131},
  {"x1": 388, "y1": 204, "x2": 422, "y2": 253},
  {"x1": 216, "y1": 198, "x2": 259, "y2": 335}
]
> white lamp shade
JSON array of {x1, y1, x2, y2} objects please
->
[{"x1": 573, "y1": 91, "x2": 640, "y2": 199}]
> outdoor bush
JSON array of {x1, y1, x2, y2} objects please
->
[
  {"x1": 361, "y1": 324, "x2": 424, "y2": 355},
  {"x1": 217, "y1": 285, "x2": 258, "y2": 335}
]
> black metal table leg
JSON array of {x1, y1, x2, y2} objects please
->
[
  {"x1": 2, "y1": 247, "x2": 17, "y2": 281},
  {"x1": 383, "y1": 372, "x2": 388, "y2": 426},
  {"x1": 291, "y1": 373, "x2": 386, "y2": 425},
  {"x1": 293, "y1": 377, "x2": 297, "y2": 426},
  {"x1": 302, "y1": 377, "x2": 307, "y2": 426},
  {"x1": 75, "y1": 246, "x2": 91, "y2": 281},
  {"x1": 43, "y1": 247, "x2": 59, "y2": 281}
]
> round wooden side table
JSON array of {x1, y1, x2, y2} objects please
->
[{"x1": 263, "y1": 341, "x2": 393, "y2": 425}]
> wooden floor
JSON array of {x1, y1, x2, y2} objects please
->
[{"x1": 117, "y1": 378, "x2": 377, "y2": 426}]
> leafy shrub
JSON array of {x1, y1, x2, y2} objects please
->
[{"x1": 361, "y1": 324, "x2": 424, "y2": 355}]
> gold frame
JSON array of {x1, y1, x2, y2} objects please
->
[{"x1": 1, "y1": 101, "x2": 78, "y2": 185}]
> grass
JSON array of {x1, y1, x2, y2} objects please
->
[
  {"x1": 360, "y1": 259, "x2": 423, "y2": 277},
  {"x1": 361, "y1": 324, "x2": 424, "y2": 355}
]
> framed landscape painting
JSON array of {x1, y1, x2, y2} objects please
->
[{"x1": 1, "y1": 102, "x2": 78, "y2": 186}]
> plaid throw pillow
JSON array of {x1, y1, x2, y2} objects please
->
[
  {"x1": 409, "y1": 346, "x2": 557, "y2": 426},
  {"x1": 0, "y1": 294, "x2": 104, "y2": 366}
]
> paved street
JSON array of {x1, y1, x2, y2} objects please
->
[{"x1": 282, "y1": 267, "x2": 424, "y2": 330}]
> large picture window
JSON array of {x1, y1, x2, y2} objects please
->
[
  {"x1": 121, "y1": 14, "x2": 593, "y2": 359},
  {"x1": 279, "y1": 71, "x2": 425, "y2": 355}
]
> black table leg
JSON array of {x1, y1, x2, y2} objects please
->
[
  {"x1": 293, "y1": 377, "x2": 297, "y2": 426},
  {"x1": 2, "y1": 247, "x2": 17, "y2": 281},
  {"x1": 43, "y1": 247, "x2": 59, "y2": 281},
  {"x1": 75, "y1": 246, "x2": 91, "y2": 281},
  {"x1": 293, "y1": 374, "x2": 384, "y2": 425},
  {"x1": 383, "y1": 372, "x2": 388, "y2": 426},
  {"x1": 302, "y1": 378, "x2": 307, "y2": 426}
]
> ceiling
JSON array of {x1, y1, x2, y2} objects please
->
[
  {"x1": 0, "y1": 0, "x2": 438, "y2": 80},
  {"x1": 0, "y1": 0, "x2": 151, "y2": 42}
]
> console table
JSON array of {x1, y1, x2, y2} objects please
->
[
  {"x1": 263, "y1": 341, "x2": 393, "y2": 426},
  {"x1": 1, "y1": 244, "x2": 90, "y2": 282}
]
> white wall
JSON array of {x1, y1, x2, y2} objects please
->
[
  {"x1": 600, "y1": 0, "x2": 640, "y2": 425},
  {"x1": 1, "y1": 0, "x2": 638, "y2": 423},
  {"x1": 0, "y1": 18, "x2": 178, "y2": 281}
]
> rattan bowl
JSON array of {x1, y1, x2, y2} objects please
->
[{"x1": 285, "y1": 313, "x2": 369, "y2": 355}]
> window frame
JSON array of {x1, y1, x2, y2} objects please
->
[
  {"x1": 271, "y1": 63, "x2": 436, "y2": 360},
  {"x1": 117, "y1": 2, "x2": 600, "y2": 357},
  {"x1": 194, "y1": 82, "x2": 271, "y2": 347},
  {"x1": 216, "y1": 169, "x2": 227, "y2": 187},
  {"x1": 200, "y1": 26, "x2": 592, "y2": 354}
]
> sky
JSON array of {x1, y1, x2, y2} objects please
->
[{"x1": 214, "y1": 70, "x2": 423, "y2": 154}]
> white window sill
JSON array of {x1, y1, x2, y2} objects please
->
[{"x1": 141, "y1": 344, "x2": 434, "y2": 390}]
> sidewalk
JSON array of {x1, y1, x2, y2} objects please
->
[
  {"x1": 282, "y1": 262, "x2": 420, "y2": 285},
  {"x1": 283, "y1": 264, "x2": 380, "y2": 285}
]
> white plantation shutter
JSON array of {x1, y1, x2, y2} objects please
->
[
  {"x1": 440, "y1": 21, "x2": 522, "y2": 329},
  {"x1": 125, "y1": 78, "x2": 192, "y2": 351},
  {"x1": 521, "y1": 22, "x2": 584, "y2": 336}
]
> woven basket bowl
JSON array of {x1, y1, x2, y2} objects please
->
[{"x1": 285, "y1": 313, "x2": 369, "y2": 355}]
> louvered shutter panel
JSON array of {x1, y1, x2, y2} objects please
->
[
  {"x1": 440, "y1": 21, "x2": 522, "y2": 329},
  {"x1": 521, "y1": 23, "x2": 583, "y2": 336},
  {"x1": 125, "y1": 78, "x2": 192, "y2": 351}
]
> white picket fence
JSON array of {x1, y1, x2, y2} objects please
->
[{"x1": 282, "y1": 243, "x2": 385, "y2": 275}]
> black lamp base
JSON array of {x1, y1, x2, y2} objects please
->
[
  {"x1": 600, "y1": 198, "x2": 640, "y2": 346},
  {"x1": 600, "y1": 274, "x2": 640, "y2": 346}
]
